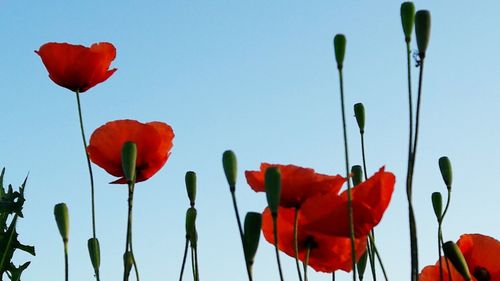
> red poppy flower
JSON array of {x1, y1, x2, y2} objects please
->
[
  {"x1": 302, "y1": 167, "x2": 395, "y2": 238},
  {"x1": 261, "y1": 207, "x2": 367, "y2": 273},
  {"x1": 420, "y1": 234, "x2": 500, "y2": 281},
  {"x1": 245, "y1": 163, "x2": 346, "y2": 208},
  {"x1": 36, "y1": 42, "x2": 117, "y2": 93},
  {"x1": 87, "y1": 119, "x2": 174, "y2": 184}
]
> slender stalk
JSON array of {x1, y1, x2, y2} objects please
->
[
  {"x1": 123, "y1": 182, "x2": 140, "y2": 281},
  {"x1": 439, "y1": 190, "x2": 453, "y2": 281},
  {"x1": 437, "y1": 227, "x2": 444, "y2": 281},
  {"x1": 294, "y1": 207, "x2": 304, "y2": 281},
  {"x1": 178, "y1": 238, "x2": 189, "y2": 281},
  {"x1": 369, "y1": 234, "x2": 389, "y2": 281},
  {"x1": 229, "y1": 188, "x2": 253, "y2": 281},
  {"x1": 332, "y1": 272, "x2": 335, "y2": 281},
  {"x1": 194, "y1": 243, "x2": 200, "y2": 281},
  {"x1": 366, "y1": 239, "x2": 377, "y2": 281},
  {"x1": 272, "y1": 216, "x2": 285, "y2": 281},
  {"x1": 64, "y1": 242, "x2": 69, "y2": 281},
  {"x1": 302, "y1": 245, "x2": 311, "y2": 281},
  {"x1": 337, "y1": 68, "x2": 357, "y2": 281},
  {"x1": 190, "y1": 246, "x2": 197, "y2": 281},
  {"x1": 75, "y1": 91, "x2": 100, "y2": 281}
]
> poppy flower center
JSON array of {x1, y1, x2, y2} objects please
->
[{"x1": 473, "y1": 266, "x2": 490, "y2": 281}]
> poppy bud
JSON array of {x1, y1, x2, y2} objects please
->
[
  {"x1": 54, "y1": 203, "x2": 69, "y2": 243},
  {"x1": 415, "y1": 10, "x2": 431, "y2": 59},
  {"x1": 333, "y1": 34, "x2": 347, "y2": 70},
  {"x1": 353, "y1": 103, "x2": 365, "y2": 134},
  {"x1": 431, "y1": 192, "x2": 443, "y2": 221},
  {"x1": 185, "y1": 207, "x2": 197, "y2": 239},
  {"x1": 189, "y1": 229, "x2": 198, "y2": 248},
  {"x1": 222, "y1": 150, "x2": 237, "y2": 190},
  {"x1": 438, "y1": 156, "x2": 453, "y2": 190},
  {"x1": 265, "y1": 167, "x2": 281, "y2": 217},
  {"x1": 87, "y1": 238, "x2": 101, "y2": 271},
  {"x1": 123, "y1": 251, "x2": 134, "y2": 279},
  {"x1": 351, "y1": 165, "x2": 363, "y2": 186},
  {"x1": 243, "y1": 212, "x2": 262, "y2": 268},
  {"x1": 185, "y1": 171, "x2": 197, "y2": 206},
  {"x1": 442, "y1": 241, "x2": 472, "y2": 281},
  {"x1": 357, "y1": 250, "x2": 368, "y2": 281},
  {"x1": 121, "y1": 141, "x2": 137, "y2": 182},
  {"x1": 400, "y1": 2, "x2": 416, "y2": 42}
]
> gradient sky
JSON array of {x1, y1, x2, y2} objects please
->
[{"x1": 0, "y1": 1, "x2": 499, "y2": 280}]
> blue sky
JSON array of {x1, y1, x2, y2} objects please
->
[{"x1": 0, "y1": 1, "x2": 499, "y2": 280}]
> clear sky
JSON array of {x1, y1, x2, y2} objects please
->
[{"x1": 0, "y1": 1, "x2": 499, "y2": 280}]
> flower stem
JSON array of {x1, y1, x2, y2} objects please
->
[
  {"x1": 191, "y1": 246, "x2": 197, "y2": 281},
  {"x1": 337, "y1": 67, "x2": 357, "y2": 281},
  {"x1": 124, "y1": 181, "x2": 140, "y2": 281},
  {"x1": 369, "y1": 233, "x2": 389, "y2": 281},
  {"x1": 178, "y1": 238, "x2": 189, "y2": 281},
  {"x1": 294, "y1": 207, "x2": 304, "y2": 281},
  {"x1": 64, "y1": 242, "x2": 69, "y2": 281},
  {"x1": 229, "y1": 188, "x2": 253, "y2": 281},
  {"x1": 194, "y1": 240, "x2": 200, "y2": 281},
  {"x1": 75, "y1": 91, "x2": 100, "y2": 281},
  {"x1": 303, "y1": 244, "x2": 311, "y2": 281},
  {"x1": 272, "y1": 215, "x2": 285, "y2": 281}
]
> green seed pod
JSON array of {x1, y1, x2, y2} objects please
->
[
  {"x1": 431, "y1": 192, "x2": 443, "y2": 221},
  {"x1": 123, "y1": 251, "x2": 134, "y2": 279},
  {"x1": 415, "y1": 10, "x2": 431, "y2": 58},
  {"x1": 185, "y1": 207, "x2": 197, "y2": 239},
  {"x1": 121, "y1": 141, "x2": 137, "y2": 182},
  {"x1": 351, "y1": 165, "x2": 363, "y2": 186},
  {"x1": 87, "y1": 238, "x2": 101, "y2": 271},
  {"x1": 333, "y1": 34, "x2": 347, "y2": 70},
  {"x1": 353, "y1": 103, "x2": 365, "y2": 134},
  {"x1": 265, "y1": 167, "x2": 281, "y2": 216},
  {"x1": 400, "y1": 2, "x2": 416, "y2": 42},
  {"x1": 357, "y1": 250, "x2": 368, "y2": 281},
  {"x1": 185, "y1": 171, "x2": 197, "y2": 206},
  {"x1": 442, "y1": 241, "x2": 472, "y2": 281},
  {"x1": 243, "y1": 212, "x2": 262, "y2": 267},
  {"x1": 222, "y1": 150, "x2": 237, "y2": 189},
  {"x1": 54, "y1": 203, "x2": 69, "y2": 243},
  {"x1": 438, "y1": 156, "x2": 453, "y2": 190}
]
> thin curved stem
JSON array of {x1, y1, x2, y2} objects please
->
[
  {"x1": 194, "y1": 242, "x2": 200, "y2": 281},
  {"x1": 123, "y1": 182, "x2": 140, "y2": 281},
  {"x1": 302, "y1": 245, "x2": 311, "y2": 281},
  {"x1": 272, "y1": 215, "x2": 285, "y2": 281},
  {"x1": 190, "y1": 246, "x2": 197, "y2": 281},
  {"x1": 294, "y1": 207, "x2": 304, "y2": 281},
  {"x1": 178, "y1": 238, "x2": 189, "y2": 281},
  {"x1": 369, "y1": 234, "x2": 389, "y2": 281},
  {"x1": 64, "y1": 242, "x2": 69, "y2": 281},
  {"x1": 337, "y1": 68, "x2": 357, "y2": 281},
  {"x1": 229, "y1": 189, "x2": 253, "y2": 281}
]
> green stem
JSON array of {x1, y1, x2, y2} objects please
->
[
  {"x1": 272, "y1": 215, "x2": 285, "y2": 281},
  {"x1": 64, "y1": 242, "x2": 69, "y2": 281},
  {"x1": 303, "y1": 244, "x2": 311, "y2": 281},
  {"x1": 178, "y1": 238, "x2": 189, "y2": 281},
  {"x1": 294, "y1": 207, "x2": 304, "y2": 281},
  {"x1": 191, "y1": 246, "x2": 197, "y2": 281},
  {"x1": 369, "y1": 234, "x2": 389, "y2": 281},
  {"x1": 229, "y1": 188, "x2": 253, "y2": 281},
  {"x1": 194, "y1": 242, "x2": 200, "y2": 281},
  {"x1": 439, "y1": 189, "x2": 453, "y2": 281},
  {"x1": 366, "y1": 239, "x2": 376, "y2": 281},
  {"x1": 124, "y1": 181, "x2": 140, "y2": 281},
  {"x1": 337, "y1": 67, "x2": 357, "y2": 281},
  {"x1": 438, "y1": 225, "x2": 444, "y2": 281},
  {"x1": 75, "y1": 92, "x2": 100, "y2": 281}
]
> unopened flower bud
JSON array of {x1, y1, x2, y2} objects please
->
[
  {"x1": 54, "y1": 203, "x2": 69, "y2": 243},
  {"x1": 123, "y1": 251, "x2": 134, "y2": 279},
  {"x1": 354, "y1": 103, "x2": 365, "y2": 134},
  {"x1": 431, "y1": 192, "x2": 443, "y2": 221},
  {"x1": 121, "y1": 141, "x2": 137, "y2": 182},
  {"x1": 443, "y1": 241, "x2": 472, "y2": 281},
  {"x1": 438, "y1": 156, "x2": 453, "y2": 190},
  {"x1": 244, "y1": 212, "x2": 262, "y2": 268},
  {"x1": 415, "y1": 10, "x2": 431, "y2": 59},
  {"x1": 400, "y1": 2, "x2": 416, "y2": 42},
  {"x1": 87, "y1": 238, "x2": 101, "y2": 271},
  {"x1": 351, "y1": 165, "x2": 363, "y2": 186},
  {"x1": 185, "y1": 171, "x2": 197, "y2": 206},
  {"x1": 222, "y1": 150, "x2": 237, "y2": 190},
  {"x1": 265, "y1": 167, "x2": 281, "y2": 216},
  {"x1": 185, "y1": 207, "x2": 197, "y2": 239},
  {"x1": 334, "y1": 34, "x2": 347, "y2": 70}
]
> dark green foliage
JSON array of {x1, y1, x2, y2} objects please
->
[{"x1": 0, "y1": 168, "x2": 35, "y2": 281}]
